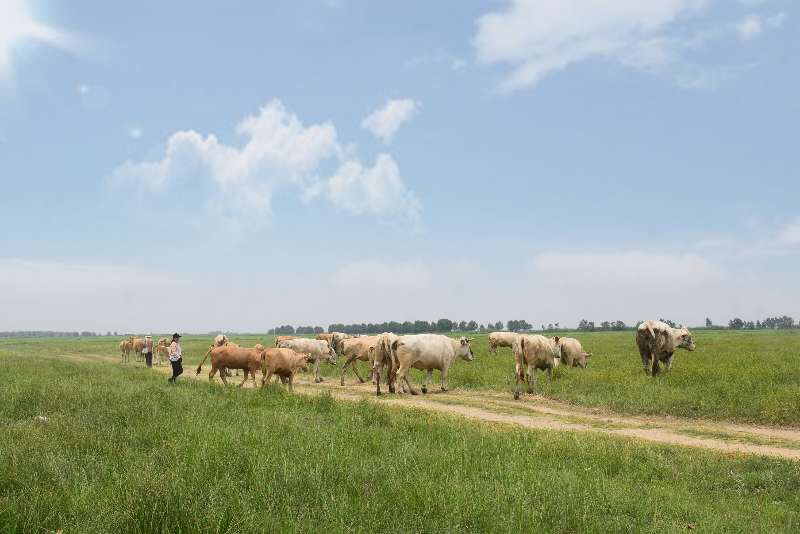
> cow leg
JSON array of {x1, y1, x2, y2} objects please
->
[
  {"x1": 374, "y1": 361, "x2": 383, "y2": 396},
  {"x1": 649, "y1": 353, "x2": 660, "y2": 376},
  {"x1": 208, "y1": 366, "x2": 218, "y2": 383},
  {"x1": 665, "y1": 352, "x2": 674, "y2": 371},
  {"x1": 287, "y1": 374, "x2": 294, "y2": 392},
  {"x1": 351, "y1": 360, "x2": 366, "y2": 384},
  {"x1": 513, "y1": 362, "x2": 524, "y2": 400},
  {"x1": 219, "y1": 368, "x2": 229, "y2": 386},
  {"x1": 238, "y1": 370, "x2": 249, "y2": 387},
  {"x1": 314, "y1": 356, "x2": 323, "y2": 383},
  {"x1": 261, "y1": 369, "x2": 273, "y2": 388},
  {"x1": 527, "y1": 365, "x2": 536, "y2": 394},
  {"x1": 421, "y1": 369, "x2": 432, "y2": 394},
  {"x1": 440, "y1": 367, "x2": 450, "y2": 392},
  {"x1": 340, "y1": 355, "x2": 355, "y2": 386},
  {"x1": 395, "y1": 364, "x2": 417, "y2": 395}
]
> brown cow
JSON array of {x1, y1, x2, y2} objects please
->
[
  {"x1": 636, "y1": 320, "x2": 696, "y2": 376},
  {"x1": 339, "y1": 335, "x2": 379, "y2": 385},
  {"x1": 260, "y1": 347, "x2": 310, "y2": 392},
  {"x1": 372, "y1": 332, "x2": 399, "y2": 396},
  {"x1": 155, "y1": 337, "x2": 169, "y2": 366},
  {"x1": 119, "y1": 337, "x2": 133, "y2": 363},
  {"x1": 195, "y1": 345, "x2": 267, "y2": 386},
  {"x1": 131, "y1": 337, "x2": 145, "y2": 362},
  {"x1": 512, "y1": 334, "x2": 560, "y2": 399}
]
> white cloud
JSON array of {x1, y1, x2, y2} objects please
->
[
  {"x1": 736, "y1": 14, "x2": 763, "y2": 40},
  {"x1": 451, "y1": 58, "x2": 467, "y2": 71},
  {"x1": 776, "y1": 221, "x2": 800, "y2": 246},
  {"x1": 333, "y1": 259, "x2": 432, "y2": 290},
  {"x1": 473, "y1": 0, "x2": 718, "y2": 92},
  {"x1": 532, "y1": 250, "x2": 720, "y2": 287},
  {"x1": 128, "y1": 127, "x2": 142, "y2": 139},
  {"x1": 111, "y1": 99, "x2": 420, "y2": 224},
  {"x1": 361, "y1": 99, "x2": 420, "y2": 143},
  {"x1": 326, "y1": 153, "x2": 421, "y2": 223}
]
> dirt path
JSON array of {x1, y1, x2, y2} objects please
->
[{"x1": 62, "y1": 352, "x2": 800, "y2": 461}]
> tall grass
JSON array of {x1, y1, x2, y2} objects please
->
[{"x1": 1, "y1": 351, "x2": 799, "y2": 532}]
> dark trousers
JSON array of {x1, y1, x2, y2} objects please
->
[
  {"x1": 144, "y1": 351, "x2": 153, "y2": 368},
  {"x1": 170, "y1": 358, "x2": 183, "y2": 380}
]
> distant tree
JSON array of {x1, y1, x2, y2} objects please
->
[
  {"x1": 466, "y1": 320, "x2": 478, "y2": 331},
  {"x1": 728, "y1": 318, "x2": 744, "y2": 330},
  {"x1": 600, "y1": 321, "x2": 611, "y2": 331}
]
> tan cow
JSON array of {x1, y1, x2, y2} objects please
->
[
  {"x1": 636, "y1": 320, "x2": 696, "y2": 376},
  {"x1": 339, "y1": 335, "x2": 379, "y2": 386},
  {"x1": 512, "y1": 334, "x2": 560, "y2": 399},
  {"x1": 558, "y1": 337, "x2": 592, "y2": 368},
  {"x1": 391, "y1": 334, "x2": 475, "y2": 395},
  {"x1": 155, "y1": 337, "x2": 169, "y2": 366},
  {"x1": 372, "y1": 332, "x2": 399, "y2": 396},
  {"x1": 488, "y1": 331, "x2": 519, "y2": 355},
  {"x1": 277, "y1": 338, "x2": 337, "y2": 383},
  {"x1": 195, "y1": 345, "x2": 267, "y2": 386},
  {"x1": 260, "y1": 348, "x2": 310, "y2": 392},
  {"x1": 316, "y1": 333, "x2": 334, "y2": 345},
  {"x1": 119, "y1": 337, "x2": 133, "y2": 363},
  {"x1": 131, "y1": 337, "x2": 145, "y2": 362}
]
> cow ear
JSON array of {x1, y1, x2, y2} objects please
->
[
  {"x1": 460, "y1": 338, "x2": 466, "y2": 345},
  {"x1": 554, "y1": 336, "x2": 560, "y2": 343}
]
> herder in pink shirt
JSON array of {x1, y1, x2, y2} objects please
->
[{"x1": 168, "y1": 332, "x2": 183, "y2": 383}]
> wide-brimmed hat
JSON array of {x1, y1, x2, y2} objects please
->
[{"x1": 172, "y1": 332, "x2": 182, "y2": 340}]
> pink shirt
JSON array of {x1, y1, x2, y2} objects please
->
[{"x1": 169, "y1": 341, "x2": 182, "y2": 361}]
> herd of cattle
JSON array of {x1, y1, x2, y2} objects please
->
[{"x1": 118, "y1": 320, "x2": 697, "y2": 398}]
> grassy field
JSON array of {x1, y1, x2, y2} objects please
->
[
  {"x1": 5, "y1": 329, "x2": 797, "y2": 426},
  {"x1": 1, "y1": 347, "x2": 799, "y2": 533}
]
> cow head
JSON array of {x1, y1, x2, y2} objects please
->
[
  {"x1": 300, "y1": 353, "x2": 311, "y2": 372},
  {"x1": 458, "y1": 337, "x2": 475, "y2": 361},
  {"x1": 677, "y1": 328, "x2": 696, "y2": 351},
  {"x1": 326, "y1": 344, "x2": 337, "y2": 365},
  {"x1": 551, "y1": 336, "x2": 562, "y2": 365}
]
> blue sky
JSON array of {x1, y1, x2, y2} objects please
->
[{"x1": 1, "y1": 0, "x2": 798, "y2": 332}]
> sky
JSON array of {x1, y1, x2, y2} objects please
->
[{"x1": 1, "y1": 0, "x2": 798, "y2": 333}]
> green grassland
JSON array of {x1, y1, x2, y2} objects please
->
[
  {"x1": 5, "y1": 329, "x2": 797, "y2": 426},
  {"x1": 1, "y1": 348, "x2": 799, "y2": 533}
]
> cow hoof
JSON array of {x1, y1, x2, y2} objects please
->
[
  {"x1": 388, "y1": 386, "x2": 395, "y2": 394},
  {"x1": 513, "y1": 391, "x2": 520, "y2": 400},
  {"x1": 421, "y1": 386, "x2": 428, "y2": 394},
  {"x1": 376, "y1": 391, "x2": 382, "y2": 396},
  {"x1": 340, "y1": 380, "x2": 345, "y2": 386},
  {"x1": 410, "y1": 390, "x2": 419, "y2": 396}
]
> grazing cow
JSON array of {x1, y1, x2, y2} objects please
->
[
  {"x1": 372, "y1": 332, "x2": 399, "y2": 396},
  {"x1": 277, "y1": 338, "x2": 336, "y2": 383},
  {"x1": 155, "y1": 337, "x2": 169, "y2": 366},
  {"x1": 274, "y1": 335, "x2": 295, "y2": 347},
  {"x1": 512, "y1": 335, "x2": 560, "y2": 399},
  {"x1": 195, "y1": 345, "x2": 267, "y2": 387},
  {"x1": 316, "y1": 333, "x2": 334, "y2": 345},
  {"x1": 131, "y1": 337, "x2": 145, "y2": 362},
  {"x1": 391, "y1": 334, "x2": 475, "y2": 395},
  {"x1": 636, "y1": 320, "x2": 696, "y2": 376},
  {"x1": 558, "y1": 337, "x2": 592, "y2": 368},
  {"x1": 339, "y1": 336, "x2": 379, "y2": 386},
  {"x1": 488, "y1": 331, "x2": 519, "y2": 355},
  {"x1": 261, "y1": 348, "x2": 310, "y2": 392},
  {"x1": 119, "y1": 337, "x2": 133, "y2": 363}
]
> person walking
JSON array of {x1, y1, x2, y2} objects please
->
[
  {"x1": 143, "y1": 334, "x2": 154, "y2": 368},
  {"x1": 168, "y1": 333, "x2": 183, "y2": 383}
]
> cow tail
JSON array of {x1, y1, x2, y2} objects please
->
[{"x1": 196, "y1": 346, "x2": 213, "y2": 375}]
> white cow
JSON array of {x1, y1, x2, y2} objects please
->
[
  {"x1": 277, "y1": 338, "x2": 337, "y2": 383},
  {"x1": 488, "y1": 331, "x2": 518, "y2": 355},
  {"x1": 636, "y1": 320, "x2": 696, "y2": 376},
  {"x1": 558, "y1": 337, "x2": 592, "y2": 368},
  {"x1": 512, "y1": 334, "x2": 560, "y2": 399},
  {"x1": 391, "y1": 334, "x2": 475, "y2": 395}
]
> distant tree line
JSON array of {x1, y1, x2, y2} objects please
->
[
  {"x1": 728, "y1": 316, "x2": 796, "y2": 330},
  {"x1": 577, "y1": 320, "x2": 628, "y2": 332},
  {"x1": 0, "y1": 331, "x2": 99, "y2": 338}
]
